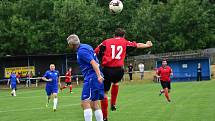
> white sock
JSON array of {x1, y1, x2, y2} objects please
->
[
  {"x1": 94, "y1": 109, "x2": 103, "y2": 121},
  {"x1": 53, "y1": 98, "x2": 58, "y2": 109},
  {"x1": 13, "y1": 89, "x2": 16, "y2": 96},
  {"x1": 84, "y1": 108, "x2": 92, "y2": 121}
]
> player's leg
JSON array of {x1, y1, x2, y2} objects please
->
[
  {"x1": 11, "y1": 84, "x2": 16, "y2": 96},
  {"x1": 159, "y1": 81, "x2": 165, "y2": 96},
  {"x1": 111, "y1": 83, "x2": 119, "y2": 111},
  {"x1": 45, "y1": 87, "x2": 52, "y2": 107},
  {"x1": 68, "y1": 82, "x2": 73, "y2": 93},
  {"x1": 60, "y1": 82, "x2": 68, "y2": 91},
  {"x1": 81, "y1": 80, "x2": 93, "y2": 121},
  {"x1": 91, "y1": 100, "x2": 103, "y2": 121},
  {"x1": 52, "y1": 87, "x2": 59, "y2": 111},
  {"x1": 101, "y1": 81, "x2": 111, "y2": 121},
  {"x1": 163, "y1": 82, "x2": 170, "y2": 102},
  {"x1": 81, "y1": 100, "x2": 92, "y2": 121},
  {"x1": 110, "y1": 68, "x2": 124, "y2": 111}
]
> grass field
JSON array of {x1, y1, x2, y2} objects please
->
[{"x1": 0, "y1": 80, "x2": 215, "y2": 121}]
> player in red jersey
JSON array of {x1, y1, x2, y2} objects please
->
[
  {"x1": 60, "y1": 67, "x2": 73, "y2": 93},
  {"x1": 95, "y1": 28, "x2": 153, "y2": 121},
  {"x1": 157, "y1": 59, "x2": 173, "y2": 102}
]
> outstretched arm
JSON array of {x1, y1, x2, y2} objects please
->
[{"x1": 136, "y1": 41, "x2": 153, "y2": 48}]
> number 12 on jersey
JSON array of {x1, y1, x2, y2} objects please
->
[{"x1": 111, "y1": 45, "x2": 123, "y2": 59}]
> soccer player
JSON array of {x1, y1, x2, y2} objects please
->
[
  {"x1": 60, "y1": 67, "x2": 73, "y2": 93},
  {"x1": 95, "y1": 28, "x2": 153, "y2": 121},
  {"x1": 67, "y1": 34, "x2": 104, "y2": 121},
  {"x1": 157, "y1": 59, "x2": 173, "y2": 102},
  {"x1": 7, "y1": 71, "x2": 20, "y2": 96},
  {"x1": 42, "y1": 64, "x2": 61, "y2": 112}
]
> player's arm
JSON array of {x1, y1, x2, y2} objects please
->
[
  {"x1": 42, "y1": 76, "x2": 52, "y2": 82},
  {"x1": 58, "y1": 75, "x2": 61, "y2": 87},
  {"x1": 136, "y1": 41, "x2": 153, "y2": 48},
  {"x1": 80, "y1": 48, "x2": 104, "y2": 83},
  {"x1": 156, "y1": 68, "x2": 161, "y2": 77},
  {"x1": 16, "y1": 78, "x2": 20, "y2": 84},
  {"x1": 42, "y1": 71, "x2": 52, "y2": 81},
  {"x1": 90, "y1": 60, "x2": 103, "y2": 83},
  {"x1": 7, "y1": 78, "x2": 10, "y2": 85},
  {"x1": 95, "y1": 44, "x2": 106, "y2": 59},
  {"x1": 170, "y1": 69, "x2": 173, "y2": 76}
]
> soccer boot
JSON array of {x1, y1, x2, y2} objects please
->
[
  {"x1": 103, "y1": 118, "x2": 108, "y2": 121},
  {"x1": 111, "y1": 105, "x2": 117, "y2": 111}
]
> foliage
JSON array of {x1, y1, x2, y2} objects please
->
[{"x1": 0, "y1": 0, "x2": 214, "y2": 56}]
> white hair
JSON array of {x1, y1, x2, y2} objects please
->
[{"x1": 67, "y1": 34, "x2": 80, "y2": 45}]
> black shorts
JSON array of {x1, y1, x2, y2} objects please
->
[
  {"x1": 102, "y1": 67, "x2": 124, "y2": 92},
  {"x1": 160, "y1": 81, "x2": 171, "y2": 89},
  {"x1": 65, "y1": 82, "x2": 71, "y2": 86}
]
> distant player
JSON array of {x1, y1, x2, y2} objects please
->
[
  {"x1": 42, "y1": 64, "x2": 61, "y2": 112},
  {"x1": 60, "y1": 67, "x2": 73, "y2": 93},
  {"x1": 7, "y1": 71, "x2": 20, "y2": 96},
  {"x1": 95, "y1": 28, "x2": 153, "y2": 121},
  {"x1": 157, "y1": 59, "x2": 173, "y2": 102},
  {"x1": 67, "y1": 34, "x2": 104, "y2": 121}
]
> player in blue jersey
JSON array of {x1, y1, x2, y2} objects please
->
[
  {"x1": 67, "y1": 34, "x2": 104, "y2": 121},
  {"x1": 42, "y1": 64, "x2": 61, "y2": 112},
  {"x1": 7, "y1": 71, "x2": 20, "y2": 96}
]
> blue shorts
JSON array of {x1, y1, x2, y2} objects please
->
[
  {"x1": 81, "y1": 76, "x2": 104, "y2": 101},
  {"x1": 11, "y1": 84, "x2": 16, "y2": 90},
  {"x1": 45, "y1": 85, "x2": 58, "y2": 96}
]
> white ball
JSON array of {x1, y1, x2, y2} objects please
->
[{"x1": 109, "y1": 0, "x2": 123, "y2": 14}]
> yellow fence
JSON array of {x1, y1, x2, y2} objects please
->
[{"x1": 5, "y1": 66, "x2": 35, "y2": 78}]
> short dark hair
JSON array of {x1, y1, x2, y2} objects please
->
[{"x1": 114, "y1": 28, "x2": 126, "y2": 37}]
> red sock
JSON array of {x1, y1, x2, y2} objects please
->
[
  {"x1": 164, "y1": 88, "x2": 170, "y2": 101},
  {"x1": 69, "y1": 85, "x2": 72, "y2": 92},
  {"x1": 101, "y1": 96, "x2": 108, "y2": 119},
  {"x1": 111, "y1": 84, "x2": 119, "y2": 106}
]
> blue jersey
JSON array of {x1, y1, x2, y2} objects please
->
[
  {"x1": 10, "y1": 74, "x2": 17, "y2": 84},
  {"x1": 77, "y1": 44, "x2": 104, "y2": 101},
  {"x1": 43, "y1": 70, "x2": 59, "y2": 87},
  {"x1": 77, "y1": 44, "x2": 101, "y2": 78}
]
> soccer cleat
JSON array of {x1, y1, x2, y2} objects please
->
[
  {"x1": 103, "y1": 118, "x2": 108, "y2": 121},
  {"x1": 11, "y1": 93, "x2": 14, "y2": 96},
  {"x1": 70, "y1": 91, "x2": 73, "y2": 94},
  {"x1": 167, "y1": 99, "x2": 171, "y2": 102},
  {"x1": 111, "y1": 105, "x2": 117, "y2": 111}
]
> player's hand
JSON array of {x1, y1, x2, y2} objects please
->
[
  {"x1": 146, "y1": 41, "x2": 153, "y2": 47},
  {"x1": 97, "y1": 75, "x2": 104, "y2": 83}
]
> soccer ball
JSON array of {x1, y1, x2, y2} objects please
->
[{"x1": 109, "y1": 0, "x2": 123, "y2": 14}]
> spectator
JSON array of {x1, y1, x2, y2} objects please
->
[
  {"x1": 128, "y1": 63, "x2": 133, "y2": 81},
  {"x1": 138, "y1": 63, "x2": 144, "y2": 80},
  {"x1": 197, "y1": 63, "x2": 202, "y2": 81}
]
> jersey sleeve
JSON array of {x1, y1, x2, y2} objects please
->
[
  {"x1": 43, "y1": 71, "x2": 49, "y2": 78},
  {"x1": 126, "y1": 41, "x2": 137, "y2": 47},
  {"x1": 95, "y1": 41, "x2": 106, "y2": 58},
  {"x1": 78, "y1": 48, "x2": 94, "y2": 64},
  {"x1": 126, "y1": 41, "x2": 137, "y2": 53}
]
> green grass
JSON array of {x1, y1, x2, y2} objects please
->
[{"x1": 0, "y1": 80, "x2": 215, "y2": 121}]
